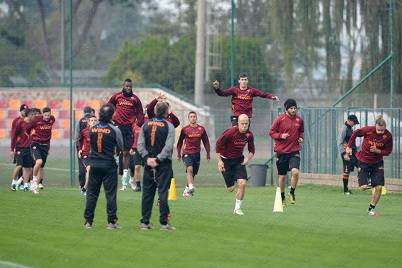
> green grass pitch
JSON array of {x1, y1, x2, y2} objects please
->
[{"x1": 1, "y1": 159, "x2": 402, "y2": 267}]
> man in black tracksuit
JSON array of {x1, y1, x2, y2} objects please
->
[
  {"x1": 75, "y1": 106, "x2": 95, "y2": 192},
  {"x1": 138, "y1": 102, "x2": 175, "y2": 230},
  {"x1": 83, "y1": 104, "x2": 123, "y2": 229}
]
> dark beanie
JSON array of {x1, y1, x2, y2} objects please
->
[{"x1": 284, "y1": 99, "x2": 297, "y2": 110}]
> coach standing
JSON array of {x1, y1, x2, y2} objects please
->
[
  {"x1": 108, "y1": 78, "x2": 144, "y2": 190},
  {"x1": 84, "y1": 104, "x2": 123, "y2": 229},
  {"x1": 138, "y1": 102, "x2": 175, "y2": 231}
]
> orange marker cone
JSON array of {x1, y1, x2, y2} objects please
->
[{"x1": 168, "y1": 178, "x2": 177, "y2": 201}]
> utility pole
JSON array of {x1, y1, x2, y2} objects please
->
[
  {"x1": 194, "y1": 0, "x2": 206, "y2": 106},
  {"x1": 60, "y1": 0, "x2": 65, "y2": 85}
]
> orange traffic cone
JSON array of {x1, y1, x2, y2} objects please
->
[{"x1": 168, "y1": 178, "x2": 177, "y2": 201}]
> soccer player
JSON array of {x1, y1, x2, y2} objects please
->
[
  {"x1": 10, "y1": 104, "x2": 28, "y2": 191},
  {"x1": 108, "y1": 78, "x2": 144, "y2": 190},
  {"x1": 216, "y1": 114, "x2": 255, "y2": 215},
  {"x1": 30, "y1": 107, "x2": 56, "y2": 193},
  {"x1": 77, "y1": 115, "x2": 98, "y2": 195},
  {"x1": 345, "y1": 115, "x2": 393, "y2": 216},
  {"x1": 84, "y1": 104, "x2": 123, "y2": 229},
  {"x1": 10, "y1": 109, "x2": 35, "y2": 192},
  {"x1": 269, "y1": 99, "x2": 304, "y2": 206},
  {"x1": 337, "y1": 114, "x2": 359, "y2": 194},
  {"x1": 75, "y1": 106, "x2": 95, "y2": 192},
  {"x1": 177, "y1": 111, "x2": 211, "y2": 197},
  {"x1": 212, "y1": 73, "x2": 279, "y2": 126},
  {"x1": 138, "y1": 102, "x2": 176, "y2": 230}
]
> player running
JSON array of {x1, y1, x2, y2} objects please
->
[
  {"x1": 216, "y1": 114, "x2": 255, "y2": 215},
  {"x1": 345, "y1": 115, "x2": 393, "y2": 216},
  {"x1": 212, "y1": 73, "x2": 279, "y2": 126},
  {"x1": 10, "y1": 104, "x2": 29, "y2": 190},
  {"x1": 108, "y1": 78, "x2": 144, "y2": 190},
  {"x1": 269, "y1": 99, "x2": 304, "y2": 206},
  {"x1": 177, "y1": 111, "x2": 210, "y2": 197},
  {"x1": 10, "y1": 109, "x2": 35, "y2": 192}
]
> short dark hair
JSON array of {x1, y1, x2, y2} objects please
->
[
  {"x1": 239, "y1": 73, "x2": 248, "y2": 79},
  {"x1": 42, "y1": 107, "x2": 51, "y2": 113},
  {"x1": 188, "y1": 111, "x2": 197, "y2": 116},
  {"x1": 83, "y1": 106, "x2": 93, "y2": 114},
  {"x1": 33, "y1": 108, "x2": 41, "y2": 114},
  {"x1": 124, "y1": 78, "x2": 132, "y2": 83},
  {"x1": 155, "y1": 102, "x2": 169, "y2": 118},
  {"x1": 99, "y1": 104, "x2": 115, "y2": 123},
  {"x1": 26, "y1": 108, "x2": 35, "y2": 116}
]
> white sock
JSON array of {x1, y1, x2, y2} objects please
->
[
  {"x1": 189, "y1": 184, "x2": 194, "y2": 190},
  {"x1": 235, "y1": 199, "x2": 242, "y2": 210},
  {"x1": 129, "y1": 176, "x2": 134, "y2": 182},
  {"x1": 12, "y1": 179, "x2": 17, "y2": 185},
  {"x1": 123, "y1": 169, "x2": 128, "y2": 176},
  {"x1": 17, "y1": 177, "x2": 23, "y2": 185},
  {"x1": 24, "y1": 183, "x2": 29, "y2": 188}
]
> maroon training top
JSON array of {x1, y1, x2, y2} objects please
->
[
  {"x1": 108, "y1": 91, "x2": 144, "y2": 127},
  {"x1": 177, "y1": 124, "x2": 210, "y2": 158},
  {"x1": 31, "y1": 115, "x2": 56, "y2": 144},
  {"x1": 11, "y1": 119, "x2": 32, "y2": 150},
  {"x1": 347, "y1": 126, "x2": 393, "y2": 164},
  {"x1": 78, "y1": 127, "x2": 91, "y2": 156},
  {"x1": 216, "y1": 126, "x2": 255, "y2": 159},
  {"x1": 269, "y1": 113, "x2": 304, "y2": 154},
  {"x1": 214, "y1": 86, "x2": 274, "y2": 117},
  {"x1": 146, "y1": 98, "x2": 180, "y2": 128}
]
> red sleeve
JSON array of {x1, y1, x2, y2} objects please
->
[
  {"x1": 146, "y1": 98, "x2": 157, "y2": 119},
  {"x1": 381, "y1": 134, "x2": 393, "y2": 156},
  {"x1": 176, "y1": 128, "x2": 185, "y2": 158},
  {"x1": 251, "y1": 88, "x2": 274, "y2": 99},
  {"x1": 347, "y1": 127, "x2": 369, "y2": 148},
  {"x1": 10, "y1": 120, "x2": 20, "y2": 151},
  {"x1": 134, "y1": 96, "x2": 144, "y2": 127},
  {"x1": 214, "y1": 87, "x2": 236, "y2": 97},
  {"x1": 247, "y1": 133, "x2": 255, "y2": 154},
  {"x1": 168, "y1": 113, "x2": 180, "y2": 128},
  {"x1": 269, "y1": 117, "x2": 282, "y2": 140},
  {"x1": 201, "y1": 128, "x2": 211, "y2": 157},
  {"x1": 216, "y1": 128, "x2": 232, "y2": 153},
  {"x1": 77, "y1": 130, "x2": 84, "y2": 151},
  {"x1": 299, "y1": 117, "x2": 304, "y2": 139}
]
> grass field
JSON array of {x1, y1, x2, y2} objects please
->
[{"x1": 1, "y1": 159, "x2": 402, "y2": 267}]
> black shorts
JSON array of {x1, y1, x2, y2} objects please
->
[
  {"x1": 31, "y1": 142, "x2": 50, "y2": 168},
  {"x1": 129, "y1": 150, "x2": 144, "y2": 169},
  {"x1": 182, "y1": 153, "x2": 201, "y2": 176},
  {"x1": 276, "y1": 152, "x2": 300, "y2": 176},
  {"x1": 341, "y1": 152, "x2": 358, "y2": 173},
  {"x1": 117, "y1": 124, "x2": 133, "y2": 151},
  {"x1": 82, "y1": 155, "x2": 90, "y2": 168},
  {"x1": 357, "y1": 161, "x2": 385, "y2": 187},
  {"x1": 222, "y1": 156, "x2": 248, "y2": 188},
  {"x1": 15, "y1": 147, "x2": 33, "y2": 168}
]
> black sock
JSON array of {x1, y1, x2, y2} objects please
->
[
  {"x1": 136, "y1": 181, "x2": 141, "y2": 187},
  {"x1": 290, "y1": 187, "x2": 295, "y2": 195},
  {"x1": 369, "y1": 204, "x2": 375, "y2": 211},
  {"x1": 343, "y1": 179, "x2": 349, "y2": 192},
  {"x1": 281, "y1": 192, "x2": 285, "y2": 201}
]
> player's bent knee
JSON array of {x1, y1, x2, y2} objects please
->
[
  {"x1": 291, "y1": 168, "x2": 299, "y2": 177},
  {"x1": 226, "y1": 186, "x2": 235, "y2": 192},
  {"x1": 35, "y1": 159, "x2": 43, "y2": 166}
]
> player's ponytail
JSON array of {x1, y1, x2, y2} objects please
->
[{"x1": 375, "y1": 115, "x2": 386, "y2": 127}]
